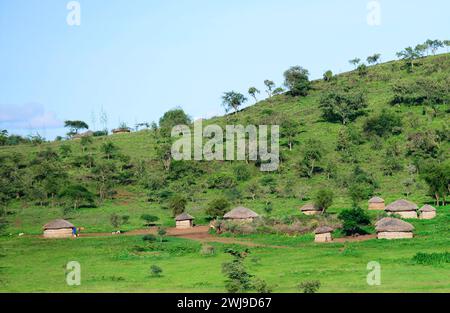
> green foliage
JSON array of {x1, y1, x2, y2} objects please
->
[
  {"x1": 420, "y1": 161, "x2": 450, "y2": 206},
  {"x1": 319, "y1": 88, "x2": 368, "y2": 124},
  {"x1": 338, "y1": 208, "x2": 371, "y2": 235},
  {"x1": 64, "y1": 120, "x2": 89, "y2": 136},
  {"x1": 323, "y1": 70, "x2": 333, "y2": 82},
  {"x1": 101, "y1": 142, "x2": 119, "y2": 159},
  {"x1": 299, "y1": 139, "x2": 324, "y2": 177},
  {"x1": 222, "y1": 91, "x2": 247, "y2": 114},
  {"x1": 159, "y1": 108, "x2": 191, "y2": 136},
  {"x1": 142, "y1": 234, "x2": 157, "y2": 242},
  {"x1": 298, "y1": 280, "x2": 321, "y2": 293},
  {"x1": 391, "y1": 78, "x2": 450, "y2": 106},
  {"x1": 167, "y1": 195, "x2": 187, "y2": 217},
  {"x1": 222, "y1": 249, "x2": 253, "y2": 293},
  {"x1": 283, "y1": 66, "x2": 310, "y2": 96},
  {"x1": 206, "y1": 197, "x2": 230, "y2": 219},
  {"x1": 59, "y1": 184, "x2": 95, "y2": 211},
  {"x1": 363, "y1": 109, "x2": 402, "y2": 137},
  {"x1": 314, "y1": 189, "x2": 334, "y2": 212},
  {"x1": 110, "y1": 213, "x2": 129, "y2": 229},
  {"x1": 233, "y1": 164, "x2": 251, "y2": 181},
  {"x1": 207, "y1": 173, "x2": 237, "y2": 189},
  {"x1": 141, "y1": 214, "x2": 159, "y2": 226},
  {"x1": 150, "y1": 265, "x2": 163, "y2": 277},
  {"x1": 412, "y1": 252, "x2": 450, "y2": 265}
]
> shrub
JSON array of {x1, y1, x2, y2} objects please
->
[
  {"x1": 412, "y1": 252, "x2": 450, "y2": 265},
  {"x1": 253, "y1": 278, "x2": 273, "y2": 293},
  {"x1": 233, "y1": 164, "x2": 251, "y2": 181},
  {"x1": 150, "y1": 265, "x2": 163, "y2": 277},
  {"x1": 200, "y1": 244, "x2": 215, "y2": 256},
  {"x1": 338, "y1": 208, "x2": 371, "y2": 236},
  {"x1": 142, "y1": 234, "x2": 157, "y2": 242},
  {"x1": 141, "y1": 214, "x2": 159, "y2": 226},
  {"x1": 363, "y1": 110, "x2": 402, "y2": 137},
  {"x1": 207, "y1": 173, "x2": 237, "y2": 189},
  {"x1": 205, "y1": 197, "x2": 230, "y2": 219},
  {"x1": 283, "y1": 66, "x2": 311, "y2": 96},
  {"x1": 298, "y1": 280, "x2": 321, "y2": 293}
]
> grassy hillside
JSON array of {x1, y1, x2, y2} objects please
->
[{"x1": 0, "y1": 53, "x2": 449, "y2": 235}]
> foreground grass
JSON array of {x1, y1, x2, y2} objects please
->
[{"x1": 0, "y1": 208, "x2": 448, "y2": 293}]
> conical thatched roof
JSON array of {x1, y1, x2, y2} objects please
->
[
  {"x1": 224, "y1": 207, "x2": 259, "y2": 219},
  {"x1": 385, "y1": 199, "x2": 418, "y2": 212},
  {"x1": 419, "y1": 205, "x2": 436, "y2": 212},
  {"x1": 175, "y1": 212, "x2": 195, "y2": 221},
  {"x1": 369, "y1": 196, "x2": 384, "y2": 203},
  {"x1": 300, "y1": 203, "x2": 321, "y2": 211},
  {"x1": 43, "y1": 219, "x2": 74, "y2": 230},
  {"x1": 315, "y1": 226, "x2": 334, "y2": 234},
  {"x1": 375, "y1": 218, "x2": 414, "y2": 232}
]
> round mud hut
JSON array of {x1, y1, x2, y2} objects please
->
[
  {"x1": 224, "y1": 207, "x2": 259, "y2": 223},
  {"x1": 375, "y1": 217, "x2": 414, "y2": 240},
  {"x1": 300, "y1": 203, "x2": 322, "y2": 215},
  {"x1": 385, "y1": 199, "x2": 418, "y2": 219},
  {"x1": 314, "y1": 226, "x2": 333, "y2": 243},
  {"x1": 368, "y1": 197, "x2": 385, "y2": 210},
  {"x1": 419, "y1": 205, "x2": 437, "y2": 220},
  {"x1": 43, "y1": 219, "x2": 75, "y2": 238},
  {"x1": 175, "y1": 212, "x2": 195, "y2": 229}
]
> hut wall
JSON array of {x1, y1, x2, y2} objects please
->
[
  {"x1": 377, "y1": 232, "x2": 413, "y2": 240},
  {"x1": 176, "y1": 220, "x2": 193, "y2": 229},
  {"x1": 368, "y1": 203, "x2": 385, "y2": 210},
  {"x1": 397, "y1": 211, "x2": 418, "y2": 219},
  {"x1": 303, "y1": 210, "x2": 321, "y2": 216},
  {"x1": 419, "y1": 211, "x2": 436, "y2": 220},
  {"x1": 43, "y1": 228, "x2": 73, "y2": 238},
  {"x1": 315, "y1": 233, "x2": 332, "y2": 243}
]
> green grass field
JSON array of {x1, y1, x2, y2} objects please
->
[{"x1": 0, "y1": 207, "x2": 448, "y2": 293}]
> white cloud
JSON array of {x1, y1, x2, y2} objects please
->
[{"x1": 0, "y1": 103, "x2": 63, "y2": 130}]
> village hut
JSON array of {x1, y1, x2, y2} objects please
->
[
  {"x1": 419, "y1": 205, "x2": 437, "y2": 220},
  {"x1": 224, "y1": 207, "x2": 259, "y2": 223},
  {"x1": 300, "y1": 203, "x2": 322, "y2": 215},
  {"x1": 43, "y1": 219, "x2": 75, "y2": 238},
  {"x1": 368, "y1": 196, "x2": 385, "y2": 210},
  {"x1": 375, "y1": 217, "x2": 414, "y2": 240},
  {"x1": 72, "y1": 130, "x2": 94, "y2": 140},
  {"x1": 314, "y1": 226, "x2": 333, "y2": 243},
  {"x1": 385, "y1": 199, "x2": 418, "y2": 219},
  {"x1": 175, "y1": 212, "x2": 195, "y2": 229},
  {"x1": 112, "y1": 128, "x2": 131, "y2": 134}
]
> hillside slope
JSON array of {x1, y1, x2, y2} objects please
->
[{"x1": 1, "y1": 53, "x2": 449, "y2": 234}]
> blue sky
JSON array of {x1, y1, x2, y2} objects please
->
[{"x1": 0, "y1": 0, "x2": 449, "y2": 139}]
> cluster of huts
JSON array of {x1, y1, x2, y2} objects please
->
[
  {"x1": 302, "y1": 197, "x2": 438, "y2": 243},
  {"x1": 42, "y1": 197, "x2": 437, "y2": 243}
]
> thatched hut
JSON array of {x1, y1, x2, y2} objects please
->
[
  {"x1": 314, "y1": 226, "x2": 333, "y2": 243},
  {"x1": 385, "y1": 199, "x2": 418, "y2": 219},
  {"x1": 419, "y1": 205, "x2": 437, "y2": 220},
  {"x1": 376, "y1": 217, "x2": 414, "y2": 240},
  {"x1": 300, "y1": 203, "x2": 322, "y2": 215},
  {"x1": 43, "y1": 219, "x2": 75, "y2": 238},
  {"x1": 368, "y1": 196, "x2": 385, "y2": 210},
  {"x1": 224, "y1": 207, "x2": 259, "y2": 223},
  {"x1": 175, "y1": 212, "x2": 195, "y2": 229},
  {"x1": 112, "y1": 128, "x2": 131, "y2": 134}
]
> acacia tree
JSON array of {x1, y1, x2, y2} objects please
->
[
  {"x1": 319, "y1": 89, "x2": 368, "y2": 125},
  {"x1": 367, "y1": 53, "x2": 381, "y2": 65},
  {"x1": 396, "y1": 47, "x2": 422, "y2": 70},
  {"x1": 222, "y1": 91, "x2": 247, "y2": 114},
  {"x1": 248, "y1": 87, "x2": 260, "y2": 103},
  {"x1": 264, "y1": 80, "x2": 275, "y2": 98},
  {"x1": 444, "y1": 40, "x2": 450, "y2": 52},
  {"x1": 420, "y1": 162, "x2": 449, "y2": 206},
  {"x1": 426, "y1": 39, "x2": 444, "y2": 55},
  {"x1": 281, "y1": 119, "x2": 300, "y2": 151},
  {"x1": 64, "y1": 120, "x2": 89, "y2": 136},
  {"x1": 349, "y1": 58, "x2": 361, "y2": 69},
  {"x1": 300, "y1": 139, "x2": 324, "y2": 177}
]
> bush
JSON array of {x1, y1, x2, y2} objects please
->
[
  {"x1": 412, "y1": 252, "x2": 450, "y2": 265},
  {"x1": 142, "y1": 234, "x2": 157, "y2": 242},
  {"x1": 207, "y1": 173, "x2": 237, "y2": 189},
  {"x1": 205, "y1": 197, "x2": 230, "y2": 219},
  {"x1": 141, "y1": 214, "x2": 159, "y2": 226},
  {"x1": 298, "y1": 280, "x2": 321, "y2": 293},
  {"x1": 338, "y1": 208, "x2": 371, "y2": 236},
  {"x1": 200, "y1": 244, "x2": 216, "y2": 256},
  {"x1": 363, "y1": 110, "x2": 402, "y2": 137},
  {"x1": 233, "y1": 164, "x2": 251, "y2": 181},
  {"x1": 150, "y1": 265, "x2": 163, "y2": 277},
  {"x1": 283, "y1": 66, "x2": 311, "y2": 96}
]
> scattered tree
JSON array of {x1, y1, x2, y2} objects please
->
[
  {"x1": 222, "y1": 91, "x2": 247, "y2": 114},
  {"x1": 248, "y1": 87, "x2": 260, "y2": 103},
  {"x1": 283, "y1": 66, "x2": 310, "y2": 97}
]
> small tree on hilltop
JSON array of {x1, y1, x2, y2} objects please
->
[
  {"x1": 283, "y1": 66, "x2": 310, "y2": 97},
  {"x1": 349, "y1": 58, "x2": 361, "y2": 69},
  {"x1": 222, "y1": 91, "x2": 247, "y2": 114},
  {"x1": 64, "y1": 120, "x2": 89, "y2": 136},
  {"x1": 264, "y1": 80, "x2": 275, "y2": 98},
  {"x1": 323, "y1": 70, "x2": 333, "y2": 82},
  {"x1": 248, "y1": 87, "x2": 260, "y2": 103},
  {"x1": 367, "y1": 53, "x2": 381, "y2": 65}
]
